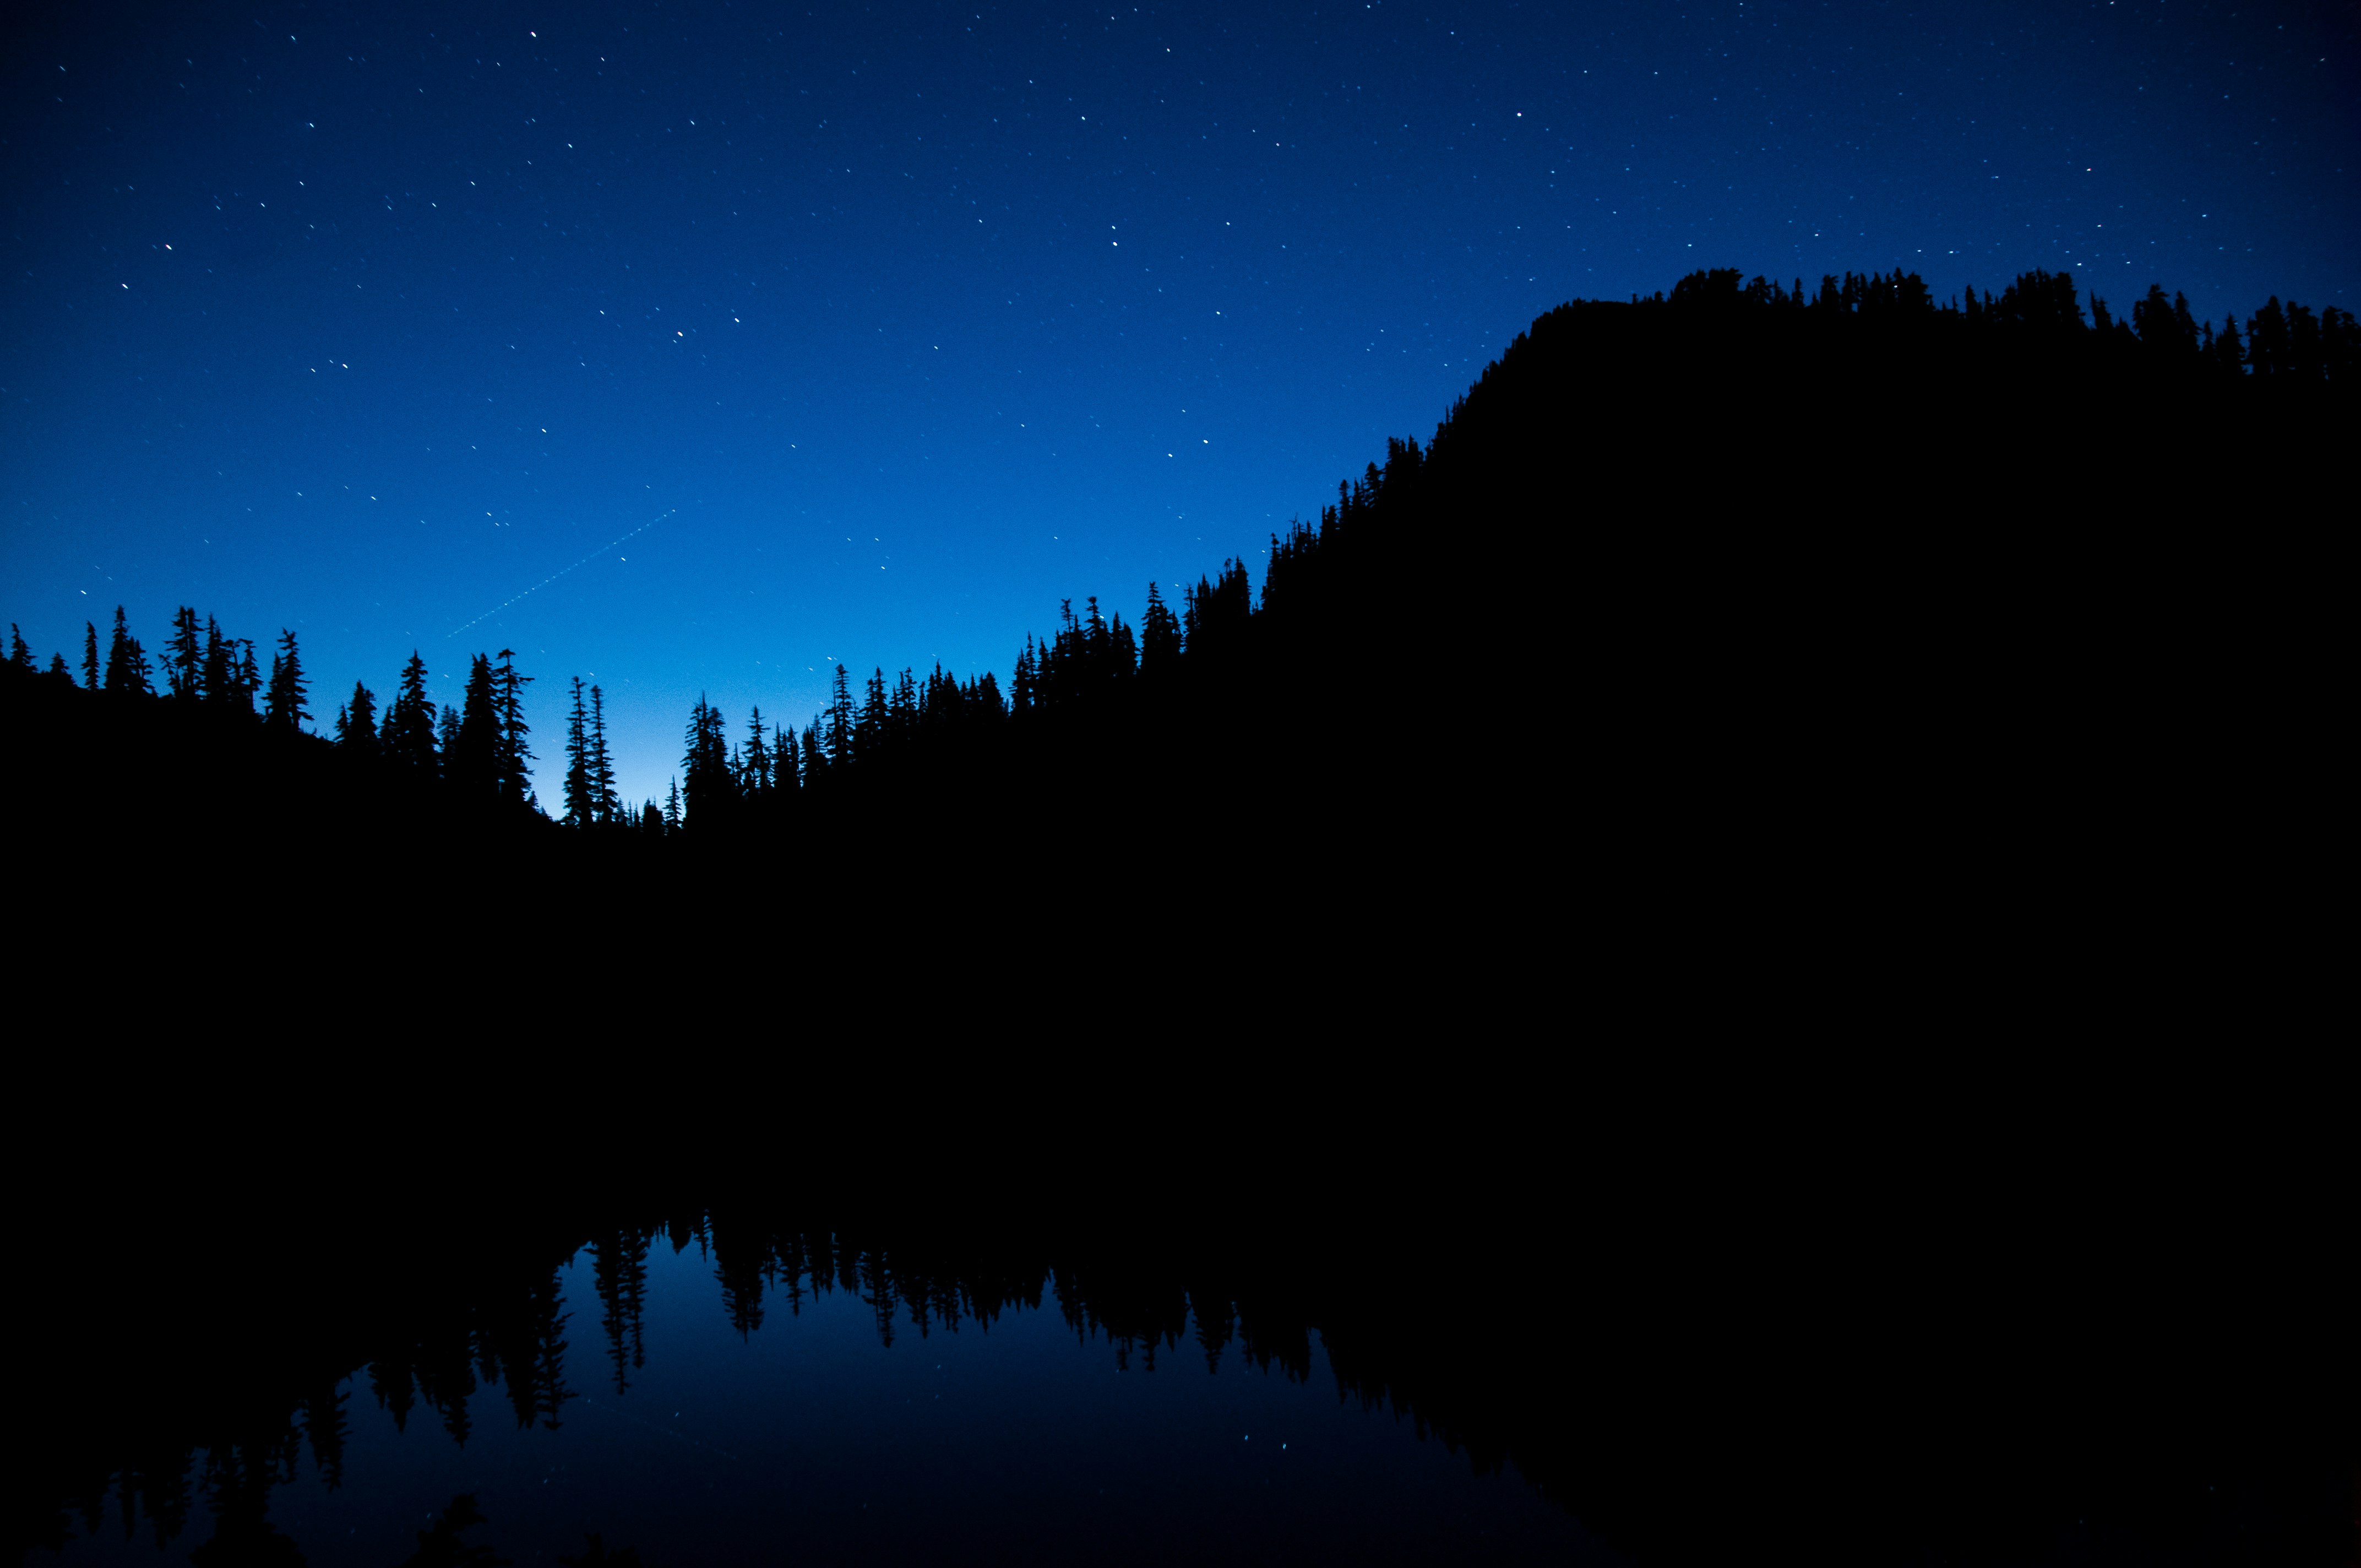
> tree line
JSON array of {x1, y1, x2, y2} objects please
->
[
  {"x1": 9, "y1": 262, "x2": 2351, "y2": 852},
  {"x1": 7, "y1": 611, "x2": 580, "y2": 823}
]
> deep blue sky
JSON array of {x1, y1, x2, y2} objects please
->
[{"x1": 6, "y1": 1, "x2": 2353, "y2": 805}]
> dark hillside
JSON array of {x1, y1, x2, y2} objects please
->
[
  {"x1": 681, "y1": 266, "x2": 2351, "y2": 976},
  {"x1": 5, "y1": 263, "x2": 2347, "y2": 972}
]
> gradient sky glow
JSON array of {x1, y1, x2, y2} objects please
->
[{"x1": 6, "y1": 1, "x2": 2353, "y2": 805}]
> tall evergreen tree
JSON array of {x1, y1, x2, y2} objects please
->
[
  {"x1": 588, "y1": 684, "x2": 621, "y2": 823},
  {"x1": 774, "y1": 722, "x2": 799, "y2": 794},
  {"x1": 855, "y1": 668, "x2": 889, "y2": 758},
  {"x1": 334, "y1": 681, "x2": 380, "y2": 757},
  {"x1": 563, "y1": 677, "x2": 595, "y2": 827},
  {"x1": 7, "y1": 625, "x2": 31, "y2": 671},
  {"x1": 384, "y1": 653, "x2": 440, "y2": 775},
  {"x1": 492, "y1": 649, "x2": 535, "y2": 806},
  {"x1": 166, "y1": 607, "x2": 203, "y2": 699},
  {"x1": 681, "y1": 696, "x2": 735, "y2": 829},
  {"x1": 1108, "y1": 612, "x2": 1138, "y2": 682},
  {"x1": 105, "y1": 607, "x2": 152, "y2": 695},
  {"x1": 1140, "y1": 583, "x2": 1182, "y2": 674},
  {"x1": 743, "y1": 706, "x2": 771, "y2": 797},
  {"x1": 81, "y1": 623, "x2": 100, "y2": 690},
  {"x1": 447, "y1": 655, "x2": 500, "y2": 798},
  {"x1": 663, "y1": 778, "x2": 683, "y2": 834},
  {"x1": 201, "y1": 616, "x2": 234, "y2": 703},
  {"x1": 826, "y1": 665, "x2": 855, "y2": 764},
  {"x1": 233, "y1": 640, "x2": 262, "y2": 715},
  {"x1": 264, "y1": 629, "x2": 309, "y2": 728}
]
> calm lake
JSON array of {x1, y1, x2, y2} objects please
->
[
  {"x1": 37, "y1": 1220, "x2": 1613, "y2": 1567},
  {"x1": 23, "y1": 1140, "x2": 2354, "y2": 1568}
]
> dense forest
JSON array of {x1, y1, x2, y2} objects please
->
[{"x1": 6, "y1": 263, "x2": 2349, "y2": 934}]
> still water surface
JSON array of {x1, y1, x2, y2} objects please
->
[{"x1": 50, "y1": 1229, "x2": 1604, "y2": 1566}]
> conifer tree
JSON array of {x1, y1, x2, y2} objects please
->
[
  {"x1": 448, "y1": 655, "x2": 500, "y2": 797},
  {"x1": 681, "y1": 696, "x2": 734, "y2": 829},
  {"x1": 826, "y1": 665, "x2": 855, "y2": 764},
  {"x1": 264, "y1": 629, "x2": 309, "y2": 728},
  {"x1": 233, "y1": 640, "x2": 262, "y2": 715},
  {"x1": 743, "y1": 706, "x2": 771, "y2": 796},
  {"x1": 774, "y1": 722, "x2": 799, "y2": 793},
  {"x1": 166, "y1": 608, "x2": 203, "y2": 699},
  {"x1": 856, "y1": 668, "x2": 889, "y2": 758},
  {"x1": 1010, "y1": 636, "x2": 1037, "y2": 713},
  {"x1": 82, "y1": 623, "x2": 100, "y2": 690},
  {"x1": 1108, "y1": 612, "x2": 1137, "y2": 681},
  {"x1": 563, "y1": 677, "x2": 595, "y2": 827},
  {"x1": 1140, "y1": 584, "x2": 1182, "y2": 674},
  {"x1": 379, "y1": 654, "x2": 438, "y2": 775},
  {"x1": 201, "y1": 617, "x2": 233, "y2": 703},
  {"x1": 7, "y1": 625, "x2": 31, "y2": 671},
  {"x1": 105, "y1": 608, "x2": 153, "y2": 695},
  {"x1": 47, "y1": 654, "x2": 69, "y2": 679},
  {"x1": 334, "y1": 681, "x2": 379, "y2": 756},
  {"x1": 588, "y1": 684, "x2": 621, "y2": 824},
  {"x1": 438, "y1": 703, "x2": 463, "y2": 760},
  {"x1": 492, "y1": 649, "x2": 535, "y2": 806},
  {"x1": 663, "y1": 778, "x2": 683, "y2": 834}
]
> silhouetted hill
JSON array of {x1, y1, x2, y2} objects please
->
[{"x1": 6, "y1": 260, "x2": 2347, "y2": 1003}]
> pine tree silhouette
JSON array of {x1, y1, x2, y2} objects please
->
[
  {"x1": 264, "y1": 629, "x2": 308, "y2": 729},
  {"x1": 448, "y1": 655, "x2": 499, "y2": 798},
  {"x1": 681, "y1": 698, "x2": 734, "y2": 830},
  {"x1": 201, "y1": 616, "x2": 235, "y2": 704},
  {"x1": 589, "y1": 684, "x2": 621, "y2": 824},
  {"x1": 563, "y1": 677, "x2": 595, "y2": 827},
  {"x1": 492, "y1": 649, "x2": 535, "y2": 808},
  {"x1": 104, "y1": 608, "x2": 152, "y2": 696},
  {"x1": 385, "y1": 653, "x2": 440, "y2": 776},
  {"x1": 233, "y1": 639, "x2": 262, "y2": 716},
  {"x1": 335, "y1": 681, "x2": 379, "y2": 758},
  {"x1": 826, "y1": 665, "x2": 855, "y2": 765},
  {"x1": 743, "y1": 706, "x2": 771, "y2": 797},
  {"x1": 166, "y1": 608, "x2": 203, "y2": 699}
]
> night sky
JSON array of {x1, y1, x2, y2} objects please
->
[{"x1": 6, "y1": 1, "x2": 2353, "y2": 806}]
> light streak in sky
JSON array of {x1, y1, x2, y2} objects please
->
[{"x1": 445, "y1": 510, "x2": 673, "y2": 638}]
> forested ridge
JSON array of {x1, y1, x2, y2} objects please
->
[{"x1": 6, "y1": 264, "x2": 2349, "y2": 919}]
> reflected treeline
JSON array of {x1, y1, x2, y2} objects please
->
[
  {"x1": 363, "y1": 1262, "x2": 570, "y2": 1448},
  {"x1": 20, "y1": 1204, "x2": 1580, "y2": 1566},
  {"x1": 25, "y1": 1186, "x2": 2357, "y2": 1568}
]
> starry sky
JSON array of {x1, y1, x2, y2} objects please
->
[{"x1": 5, "y1": 1, "x2": 2353, "y2": 807}]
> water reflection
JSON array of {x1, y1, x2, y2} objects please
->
[
  {"x1": 26, "y1": 1190, "x2": 2356, "y2": 1568},
  {"x1": 33, "y1": 1213, "x2": 1601, "y2": 1567}
]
